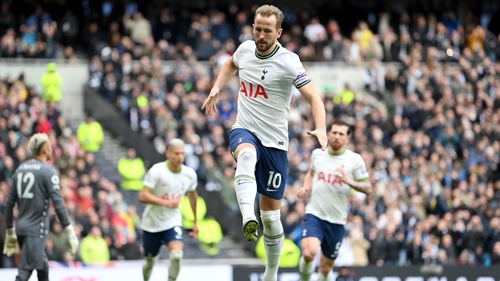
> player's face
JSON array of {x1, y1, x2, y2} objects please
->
[
  {"x1": 253, "y1": 14, "x2": 282, "y2": 54},
  {"x1": 328, "y1": 125, "x2": 350, "y2": 150},
  {"x1": 166, "y1": 146, "x2": 185, "y2": 168}
]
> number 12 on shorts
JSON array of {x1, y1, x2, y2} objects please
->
[{"x1": 267, "y1": 171, "x2": 282, "y2": 191}]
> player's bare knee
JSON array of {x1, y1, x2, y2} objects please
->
[
  {"x1": 302, "y1": 249, "x2": 316, "y2": 263},
  {"x1": 169, "y1": 250, "x2": 183, "y2": 261}
]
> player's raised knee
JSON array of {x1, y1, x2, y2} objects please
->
[{"x1": 236, "y1": 147, "x2": 257, "y2": 162}]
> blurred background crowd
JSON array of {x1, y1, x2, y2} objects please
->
[{"x1": 1, "y1": 0, "x2": 500, "y2": 269}]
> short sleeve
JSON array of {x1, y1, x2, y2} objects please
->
[
  {"x1": 353, "y1": 155, "x2": 370, "y2": 181},
  {"x1": 45, "y1": 168, "x2": 60, "y2": 192},
  {"x1": 143, "y1": 166, "x2": 157, "y2": 189},
  {"x1": 310, "y1": 149, "x2": 318, "y2": 172},
  {"x1": 282, "y1": 53, "x2": 311, "y2": 89},
  {"x1": 232, "y1": 41, "x2": 248, "y2": 68},
  {"x1": 188, "y1": 171, "x2": 198, "y2": 192}
]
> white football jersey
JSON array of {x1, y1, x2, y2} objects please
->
[
  {"x1": 306, "y1": 148, "x2": 370, "y2": 225},
  {"x1": 140, "y1": 161, "x2": 197, "y2": 233},
  {"x1": 231, "y1": 40, "x2": 312, "y2": 151}
]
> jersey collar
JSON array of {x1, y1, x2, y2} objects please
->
[
  {"x1": 166, "y1": 160, "x2": 182, "y2": 174},
  {"x1": 328, "y1": 147, "x2": 347, "y2": 156},
  {"x1": 255, "y1": 42, "x2": 280, "y2": 60}
]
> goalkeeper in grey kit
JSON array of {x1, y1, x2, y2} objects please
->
[{"x1": 3, "y1": 133, "x2": 79, "y2": 281}]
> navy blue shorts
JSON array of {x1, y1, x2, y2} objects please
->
[
  {"x1": 302, "y1": 214, "x2": 346, "y2": 260},
  {"x1": 143, "y1": 226, "x2": 183, "y2": 257},
  {"x1": 229, "y1": 128, "x2": 288, "y2": 200}
]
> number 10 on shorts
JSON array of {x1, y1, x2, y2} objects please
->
[{"x1": 267, "y1": 171, "x2": 282, "y2": 191}]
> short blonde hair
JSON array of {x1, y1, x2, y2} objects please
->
[
  {"x1": 255, "y1": 5, "x2": 284, "y2": 29},
  {"x1": 168, "y1": 138, "x2": 185, "y2": 149},
  {"x1": 29, "y1": 133, "x2": 49, "y2": 156}
]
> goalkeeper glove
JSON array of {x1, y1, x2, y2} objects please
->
[
  {"x1": 64, "y1": 225, "x2": 80, "y2": 256},
  {"x1": 2, "y1": 228, "x2": 19, "y2": 257}
]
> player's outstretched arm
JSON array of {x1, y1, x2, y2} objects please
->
[
  {"x1": 201, "y1": 57, "x2": 239, "y2": 116},
  {"x1": 187, "y1": 190, "x2": 199, "y2": 237},
  {"x1": 298, "y1": 83, "x2": 327, "y2": 150}
]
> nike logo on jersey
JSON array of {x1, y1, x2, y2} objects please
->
[{"x1": 266, "y1": 188, "x2": 278, "y2": 192}]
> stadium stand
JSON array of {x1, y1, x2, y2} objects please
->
[{"x1": 1, "y1": 0, "x2": 500, "y2": 271}]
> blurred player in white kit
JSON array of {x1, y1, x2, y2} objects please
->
[
  {"x1": 138, "y1": 138, "x2": 199, "y2": 281},
  {"x1": 297, "y1": 120, "x2": 372, "y2": 281}
]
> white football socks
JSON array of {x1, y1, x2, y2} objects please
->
[
  {"x1": 234, "y1": 148, "x2": 258, "y2": 222},
  {"x1": 143, "y1": 255, "x2": 158, "y2": 281},
  {"x1": 299, "y1": 256, "x2": 314, "y2": 281},
  {"x1": 317, "y1": 271, "x2": 333, "y2": 281},
  {"x1": 261, "y1": 210, "x2": 284, "y2": 281},
  {"x1": 168, "y1": 250, "x2": 183, "y2": 281}
]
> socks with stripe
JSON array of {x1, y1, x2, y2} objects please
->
[
  {"x1": 234, "y1": 148, "x2": 258, "y2": 222},
  {"x1": 261, "y1": 209, "x2": 284, "y2": 281},
  {"x1": 299, "y1": 256, "x2": 314, "y2": 281}
]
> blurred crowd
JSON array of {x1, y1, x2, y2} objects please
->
[
  {"x1": 0, "y1": 75, "x2": 143, "y2": 268},
  {"x1": 5, "y1": 0, "x2": 500, "y2": 66}
]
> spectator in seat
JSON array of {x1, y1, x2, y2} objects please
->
[
  {"x1": 123, "y1": 11, "x2": 151, "y2": 45},
  {"x1": 103, "y1": 235, "x2": 120, "y2": 260},
  {"x1": 198, "y1": 215, "x2": 223, "y2": 256},
  {"x1": 118, "y1": 231, "x2": 142, "y2": 260},
  {"x1": 59, "y1": 8, "x2": 79, "y2": 48},
  {"x1": 117, "y1": 148, "x2": 145, "y2": 191},
  {"x1": 77, "y1": 115, "x2": 104, "y2": 152},
  {"x1": 79, "y1": 226, "x2": 110, "y2": 265},
  {"x1": 45, "y1": 237, "x2": 64, "y2": 261},
  {"x1": 463, "y1": 215, "x2": 486, "y2": 251},
  {"x1": 35, "y1": 114, "x2": 52, "y2": 134},
  {"x1": 350, "y1": 227, "x2": 370, "y2": 266},
  {"x1": 41, "y1": 62, "x2": 63, "y2": 103},
  {"x1": 48, "y1": 220, "x2": 69, "y2": 255},
  {"x1": 490, "y1": 241, "x2": 500, "y2": 265}
]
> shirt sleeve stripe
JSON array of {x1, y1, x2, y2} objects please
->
[
  {"x1": 296, "y1": 80, "x2": 311, "y2": 89},
  {"x1": 357, "y1": 176, "x2": 370, "y2": 182}
]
